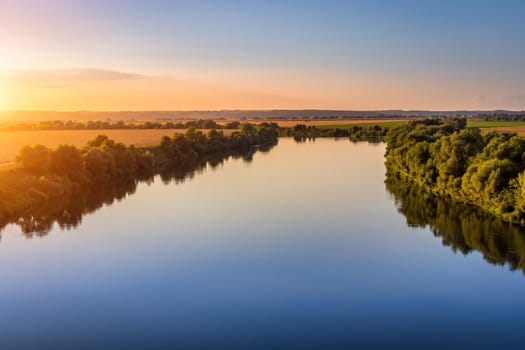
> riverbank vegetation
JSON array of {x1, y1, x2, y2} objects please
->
[
  {"x1": 281, "y1": 124, "x2": 390, "y2": 142},
  {"x1": 0, "y1": 144, "x2": 274, "y2": 238},
  {"x1": 0, "y1": 123, "x2": 278, "y2": 224},
  {"x1": 385, "y1": 118, "x2": 525, "y2": 224}
]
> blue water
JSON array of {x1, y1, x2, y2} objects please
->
[{"x1": 1, "y1": 139, "x2": 524, "y2": 349}]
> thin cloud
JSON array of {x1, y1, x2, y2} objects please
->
[
  {"x1": 503, "y1": 93, "x2": 525, "y2": 108},
  {"x1": 476, "y1": 93, "x2": 525, "y2": 109},
  {"x1": 5, "y1": 68, "x2": 148, "y2": 87},
  {"x1": 4, "y1": 67, "x2": 303, "y2": 110},
  {"x1": 475, "y1": 94, "x2": 495, "y2": 107}
]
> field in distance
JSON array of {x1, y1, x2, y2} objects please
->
[{"x1": 464, "y1": 120, "x2": 525, "y2": 136}]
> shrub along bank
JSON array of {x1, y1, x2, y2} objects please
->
[{"x1": 385, "y1": 118, "x2": 525, "y2": 224}]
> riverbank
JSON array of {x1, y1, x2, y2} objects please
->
[
  {"x1": 385, "y1": 118, "x2": 525, "y2": 225},
  {"x1": 0, "y1": 124, "x2": 278, "y2": 224}
]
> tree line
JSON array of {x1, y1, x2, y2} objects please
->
[
  {"x1": 385, "y1": 118, "x2": 525, "y2": 224},
  {"x1": 0, "y1": 119, "x2": 244, "y2": 131},
  {"x1": 476, "y1": 114, "x2": 525, "y2": 121},
  {"x1": 0, "y1": 123, "x2": 278, "y2": 223},
  {"x1": 281, "y1": 124, "x2": 388, "y2": 142}
]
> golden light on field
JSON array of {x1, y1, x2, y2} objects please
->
[
  {"x1": 0, "y1": 72, "x2": 7, "y2": 112},
  {"x1": 0, "y1": 86, "x2": 5, "y2": 111}
]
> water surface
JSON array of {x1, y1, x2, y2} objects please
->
[{"x1": 1, "y1": 138, "x2": 525, "y2": 349}]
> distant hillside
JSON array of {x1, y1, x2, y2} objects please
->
[{"x1": 1, "y1": 109, "x2": 524, "y2": 121}]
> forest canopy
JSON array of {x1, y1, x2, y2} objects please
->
[{"x1": 385, "y1": 118, "x2": 525, "y2": 224}]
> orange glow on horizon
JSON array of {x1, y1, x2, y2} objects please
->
[
  {"x1": 2, "y1": 67, "x2": 494, "y2": 111},
  {"x1": 4, "y1": 69, "x2": 309, "y2": 111}
]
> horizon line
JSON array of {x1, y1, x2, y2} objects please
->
[{"x1": 2, "y1": 109, "x2": 525, "y2": 113}]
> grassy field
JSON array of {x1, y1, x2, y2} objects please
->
[
  {"x1": 478, "y1": 126, "x2": 525, "y2": 136},
  {"x1": 311, "y1": 120, "x2": 525, "y2": 135},
  {"x1": 0, "y1": 129, "x2": 234, "y2": 166},
  {"x1": 466, "y1": 120, "x2": 525, "y2": 128},
  {"x1": 465, "y1": 121, "x2": 525, "y2": 136}
]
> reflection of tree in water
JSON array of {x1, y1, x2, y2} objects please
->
[
  {"x1": 14, "y1": 178, "x2": 141, "y2": 237},
  {"x1": 1, "y1": 143, "x2": 276, "y2": 240},
  {"x1": 386, "y1": 174, "x2": 525, "y2": 273},
  {"x1": 292, "y1": 136, "x2": 384, "y2": 144}
]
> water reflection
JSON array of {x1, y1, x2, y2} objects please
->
[
  {"x1": 292, "y1": 135, "x2": 384, "y2": 144},
  {"x1": 6, "y1": 138, "x2": 525, "y2": 277},
  {"x1": 1, "y1": 142, "x2": 276, "y2": 239},
  {"x1": 3, "y1": 140, "x2": 525, "y2": 350},
  {"x1": 386, "y1": 174, "x2": 525, "y2": 273}
]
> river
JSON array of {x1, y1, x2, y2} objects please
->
[{"x1": 1, "y1": 138, "x2": 524, "y2": 349}]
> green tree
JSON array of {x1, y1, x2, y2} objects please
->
[
  {"x1": 16, "y1": 144, "x2": 52, "y2": 173},
  {"x1": 84, "y1": 148, "x2": 116, "y2": 180},
  {"x1": 51, "y1": 145, "x2": 84, "y2": 176}
]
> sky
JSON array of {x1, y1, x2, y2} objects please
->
[{"x1": 1, "y1": 0, "x2": 525, "y2": 111}]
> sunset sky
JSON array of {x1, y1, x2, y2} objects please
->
[{"x1": 2, "y1": 0, "x2": 525, "y2": 111}]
